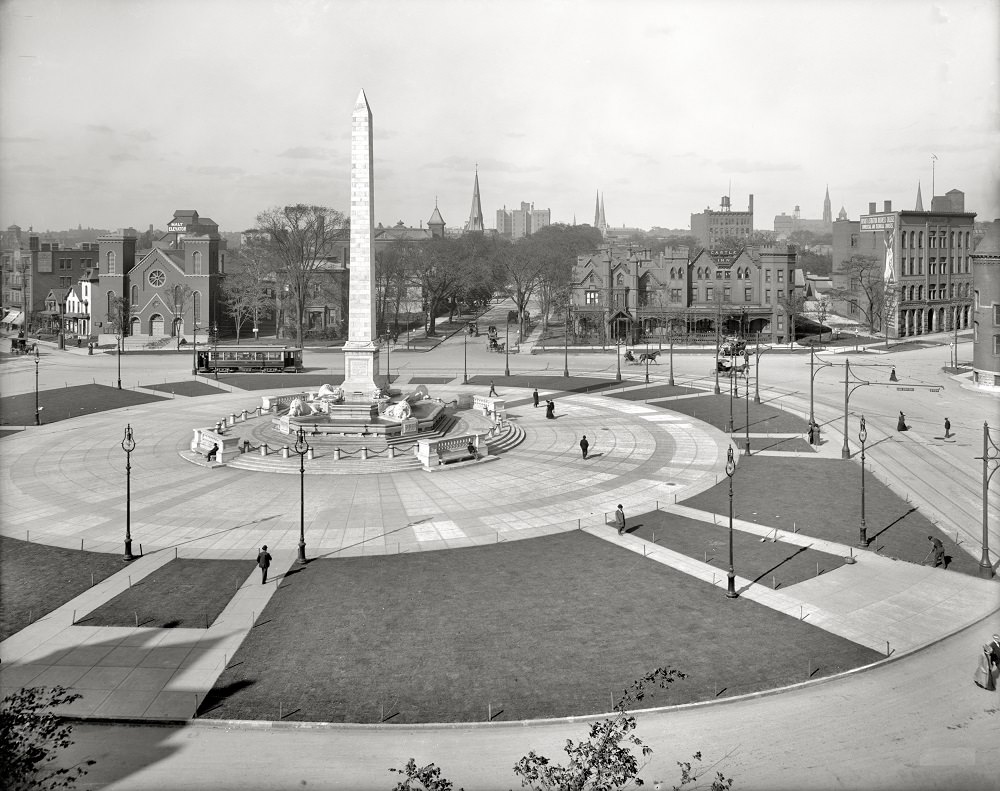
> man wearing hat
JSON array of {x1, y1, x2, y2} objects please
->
[{"x1": 256, "y1": 545, "x2": 272, "y2": 584}]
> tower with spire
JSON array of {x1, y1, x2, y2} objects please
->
[
  {"x1": 822, "y1": 185, "x2": 832, "y2": 224},
  {"x1": 914, "y1": 182, "x2": 924, "y2": 212},
  {"x1": 464, "y1": 167, "x2": 485, "y2": 233}
]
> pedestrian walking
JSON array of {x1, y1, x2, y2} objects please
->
[
  {"x1": 580, "y1": 435, "x2": 589, "y2": 459},
  {"x1": 488, "y1": 379, "x2": 498, "y2": 397},
  {"x1": 532, "y1": 388, "x2": 539, "y2": 408},
  {"x1": 807, "y1": 424, "x2": 815, "y2": 445},
  {"x1": 897, "y1": 411, "x2": 908, "y2": 432},
  {"x1": 545, "y1": 399, "x2": 555, "y2": 419},
  {"x1": 256, "y1": 545, "x2": 272, "y2": 584},
  {"x1": 989, "y1": 634, "x2": 1000, "y2": 669},
  {"x1": 889, "y1": 366, "x2": 898, "y2": 382},
  {"x1": 944, "y1": 417, "x2": 952, "y2": 439},
  {"x1": 974, "y1": 643, "x2": 996, "y2": 691},
  {"x1": 615, "y1": 504, "x2": 626, "y2": 535},
  {"x1": 926, "y1": 535, "x2": 945, "y2": 568}
]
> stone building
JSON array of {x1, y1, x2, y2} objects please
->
[
  {"x1": 969, "y1": 218, "x2": 1000, "y2": 390},
  {"x1": 691, "y1": 194, "x2": 754, "y2": 248},
  {"x1": 569, "y1": 241, "x2": 799, "y2": 344},
  {"x1": 496, "y1": 201, "x2": 550, "y2": 240},
  {"x1": 832, "y1": 190, "x2": 975, "y2": 338}
]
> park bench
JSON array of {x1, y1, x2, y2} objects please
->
[{"x1": 415, "y1": 434, "x2": 489, "y2": 470}]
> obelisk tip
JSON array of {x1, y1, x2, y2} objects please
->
[{"x1": 355, "y1": 89, "x2": 370, "y2": 111}]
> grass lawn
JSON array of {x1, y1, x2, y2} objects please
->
[
  {"x1": 665, "y1": 394, "x2": 809, "y2": 434},
  {"x1": 681, "y1": 456, "x2": 981, "y2": 575},
  {"x1": 199, "y1": 532, "x2": 881, "y2": 724},
  {"x1": 77, "y1": 559, "x2": 252, "y2": 628},
  {"x1": 408, "y1": 376, "x2": 456, "y2": 385},
  {"x1": 0, "y1": 384, "x2": 165, "y2": 426},
  {"x1": 625, "y1": 512, "x2": 846, "y2": 588},
  {"x1": 0, "y1": 536, "x2": 126, "y2": 641},
  {"x1": 607, "y1": 384, "x2": 702, "y2": 400},
  {"x1": 737, "y1": 436, "x2": 814, "y2": 454},
  {"x1": 141, "y1": 381, "x2": 228, "y2": 397},
  {"x1": 215, "y1": 373, "x2": 345, "y2": 391}
]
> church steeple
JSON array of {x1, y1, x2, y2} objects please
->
[
  {"x1": 428, "y1": 197, "x2": 446, "y2": 238},
  {"x1": 599, "y1": 193, "x2": 607, "y2": 231},
  {"x1": 594, "y1": 190, "x2": 600, "y2": 227},
  {"x1": 822, "y1": 184, "x2": 832, "y2": 224},
  {"x1": 914, "y1": 181, "x2": 924, "y2": 212},
  {"x1": 465, "y1": 166, "x2": 484, "y2": 232}
]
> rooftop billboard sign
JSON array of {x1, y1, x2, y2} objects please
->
[{"x1": 860, "y1": 213, "x2": 896, "y2": 232}]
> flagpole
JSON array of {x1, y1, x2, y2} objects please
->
[{"x1": 931, "y1": 154, "x2": 937, "y2": 198}]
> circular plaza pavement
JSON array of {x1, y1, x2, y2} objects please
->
[{"x1": 0, "y1": 382, "x2": 728, "y2": 558}]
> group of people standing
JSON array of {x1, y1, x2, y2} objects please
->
[{"x1": 974, "y1": 634, "x2": 1000, "y2": 691}]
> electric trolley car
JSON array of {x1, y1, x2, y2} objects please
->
[{"x1": 196, "y1": 346, "x2": 304, "y2": 373}]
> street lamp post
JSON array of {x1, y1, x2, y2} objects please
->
[
  {"x1": 754, "y1": 331, "x2": 763, "y2": 404},
  {"x1": 615, "y1": 332, "x2": 622, "y2": 382},
  {"x1": 645, "y1": 351, "x2": 650, "y2": 384},
  {"x1": 977, "y1": 422, "x2": 998, "y2": 579},
  {"x1": 727, "y1": 359, "x2": 734, "y2": 433},
  {"x1": 33, "y1": 346, "x2": 40, "y2": 425},
  {"x1": 191, "y1": 323, "x2": 198, "y2": 375},
  {"x1": 463, "y1": 330, "x2": 468, "y2": 383},
  {"x1": 116, "y1": 333, "x2": 122, "y2": 390},
  {"x1": 668, "y1": 331, "x2": 675, "y2": 387},
  {"x1": 842, "y1": 358, "x2": 853, "y2": 460},
  {"x1": 504, "y1": 321, "x2": 510, "y2": 377},
  {"x1": 744, "y1": 353, "x2": 751, "y2": 455},
  {"x1": 714, "y1": 315, "x2": 721, "y2": 394},
  {"x1": 858, "y1": 416, "x2": 868, "y2": 547},
  {"x1": 725, "y1": 446, "x2": 738, "y2": 598},
  {"x1": 563, "y1": 300, "x2": 570, "y2": 378},
  {"x1": 294, "y1": 427, "x2": 310, "y2": 564},
  {"x1": 121, "y1": 424, "x2": 135, "y2": 562}
]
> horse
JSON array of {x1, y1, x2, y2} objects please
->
[{"x1": 638, "y1": 351, "x2": 660, "y2": 364}]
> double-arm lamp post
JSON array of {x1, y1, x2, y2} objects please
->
[
  {"x1": 34, "y1": 346, "x2": 41, "y2": 425},
  {"x1": 563, "y1": 299, "x2": 570, "y2": 378},
  {"x1": 504, "y1": 320, "x2": 510, "y2": 377},
  {"x1": 858, "y1": 416, "x2": 868, "y2": 547},
  {"x1": 976, "y1": 423, "x2": 998, "y2": 579}
]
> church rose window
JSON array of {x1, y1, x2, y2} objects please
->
[{"x1": 148, "y1": 269, "x2": 166, "y2": 287}]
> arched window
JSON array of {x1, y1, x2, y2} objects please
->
[
  {"x1": 901, "y1": 233, "x2": 907, "y2": 249},
  {"x1": 957, "y1": 233, "x2": 962, "y2": 248},
  {"x1": 174, "y1": 285, "x2": 183, "y2": 310},
  {"x1": 616, "y1": 273, "x2": 624, "y2": 286},
  {"x1": 670, "y1": 268, "x2": 676, "y2": 279},
  {"x1": 965, "y1": 232, "x2": 971, "y2": 248},
  {"x1": 107, "y1": 251, "x2": 116, "y2": 274},
  {"x1": 192, "y1": 251, "x2": 202, "y2": 275},
  {"x1": 108, "y1": 291, "x2": 115, "y2": 318},
  {"x1": 678, "y1": 268, "x2": 683, "y2": 280},
  {"x1": 130, "y1": 284, "x2": 138, "y2": 305},
  {"x1": 918, "y1": 232, "x2": 923, "y2": 249},
  {"x1": 917, "y1": 285, "x2": 923, "y2": 300},
  {"x1": 949, "y1": 231, "x2": 954, "y2": 248},
  {"x1": 193, "y1": 291, "x2": 201, "y2": 322}
]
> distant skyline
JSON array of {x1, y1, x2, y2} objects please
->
[{"x1": 1, "y1": 0, "x2": 998, "y2": 236}]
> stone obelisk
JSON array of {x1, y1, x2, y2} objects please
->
[{"x1": 342, "y1": 89, "x2": 380, "y2": 402}]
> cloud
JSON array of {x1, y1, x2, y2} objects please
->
[
  {"x1": 422, "y1": 155, "x2": 540, "y2": 174},
  {"x1": 86, "y1": 124, "x2": 113, "y2": 134},
  {"x1": 124, "y1": 129, "x2": 155, "y2": 143},
  {"x1": 1, "y1": 136, "x2": 43, "y2": 143},
  {"x1": 929, "y1": 4, "x2": 948, "y2": 24},
  {"x1": 190, "y1": 165, "x2": 245, "y2": 178},
  {"x1": 277, "y1": 146, "x2": 332, "y2": 160},
  {"x1": 715, "y1": 158, "x2": 802, "y2": 174},
  {"x1": 109, "y1": 152, "x2": 139, "y2": 162}
]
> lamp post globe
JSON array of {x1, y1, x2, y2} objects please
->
[
  {"x1": 294, "y1": 426, "x2": 309, "y2": 564},
  {"x1": 121, "y1": 424, "x2": 136, "y2": 562}
]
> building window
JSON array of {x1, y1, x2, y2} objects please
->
[
  {"x1": 929, "y1": 232, "x2": 936, "y2": 249},
  {"x1": 678, "y1": 268, "x2": 683, "y2": 280},
  {"x1": 929, "y1": 287, "x2": 936, "y2": 301},
  {"x1": 745, "y1": 287, "x2": 753, "y2": 301},
  {"x1": 723, "y1": 287, "x2": 731, "y2": 302},
  {"x1": 765, "y1": 289, "x2": 771, "y2": 303},
  {"x1": 909, "y1": 231, "x2": 915, "y2": 248},
  {"x1": 929, "y1": 259, "x2": 936, "y2": 275},
  {"x1": 716, "y1": 271, "x2": 723, "y2": 279},
  {"x1": 994, "y1": 334, "x2": 1000, "y2": 355},
  {"x1": 765, "y1": 270, "x2": 771, "y2": 283},
  {"x1": 131, "y1": 285, "x2": 138, "y2": 305},
  {"x1": 994, "y1": 304, "x2": 1000, "y2": 325},
  {"x1": 193, "y1": 291, "x2": 201, "y2": 322},
  {"x1": 193, "y1": 251, "x2": 203, "y2": 275},
  {"x1": 670, "y1": 288, "x2": 682, "y2": 302},
  {"x1": 975, "y1": 290, "x2": 980, "y2": 308},
  {"x1": 918, "y1": 232, "x2": 923, "y2": 248},
  {"x1": 777, "y1": 270, "x2": 784, "y2": 283},
  {"x1": 706, "y1": 286, "x2": 714, "y2": 301},
  {"x1": 901, "y1": 233, "x2": 907, "y2": 249},
  {"x1": 585, "y1": 290, "x2": 598, "y2": 305},
  {"x1": 107, "y1": 251, "x2": 116, "y2": 274},
  {"x1": 148, "y1": 269, "x2": 165, "y2": 287},
  {"x1": 670, "y1": 267, "x2": 676, "y2": 279}
]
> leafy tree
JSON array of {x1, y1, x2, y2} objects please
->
[
  {"x1": 526, "y1": 225, "x2": 602, "y2": 336},
  {"x1": 375, "y1": 240, "x2": 415, "y2": 337},
  {"x1": 168, "y1": 284, "x2": 194, "y2": 349},
  {"x1": 406, "y1": 237, "x2": 470, "y2": 337},
  {"x1": 221, "y1": 268, "x2": 272, "y2": 344},
  {"x1": 249, "y1": 205, "x2": 349, "y2": 347},
  {"x1": 0, "y1": 686, "x2": 95, "y2": 791},
  {"x1": 777, "y1": 290, "x2": 807, "y2": 344},
  {"x1": 512, "y1": 667, "x2": 684, "y2": 790},
  {"x1": 106, "y1": 295, "x2": 130, "y2": 346},
  {"x1": 389, "y1": 758, "x2": 463, "y2": 791}
]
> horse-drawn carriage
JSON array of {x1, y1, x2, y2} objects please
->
[
  {"x1": 467, "y1": 321, "x2": 479, "y2": 337},
  {"x1": 9, "y1": 337, "x2": 36, "y2": 355},
  {"x1": 721, "y1": 337, "x2": 747, "y2": 356},
  {"x1": 716, "y1": 357, "x2": 749, "y2": 375},
  {"x1": 623, "y1": 349, "x2": 660, "y2": 365}
]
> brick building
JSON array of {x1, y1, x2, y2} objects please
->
[
  {"x1": 691, "y1": 194, "x2": 754, "y2": 248},
  {"x1": 969, "y1": 218, "x2": 1000, "y2": 390}
]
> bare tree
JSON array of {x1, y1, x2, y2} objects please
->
[
  {"x1": 250, "y1": 205, "x2": 349, "y2": 347},
  {"x1": 778, "y1": 290, "x2": 807, "y2": 346},
  {"x1": 829, "y1": 254, "x2": 888, "y2": 334}
]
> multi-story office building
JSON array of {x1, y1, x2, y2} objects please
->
[
  {"x1": 691, "y1": 194, "x2": 754, "y2": 248},
  {"x1": 496, "y1": 202, "x2": 550, "y2": 240},
  {"x1": 970, "y1": 218, "x2": 1000, "y2": 389},
  {"x1": 832, "y1": 191, "x2": 975, "y2": 338}
]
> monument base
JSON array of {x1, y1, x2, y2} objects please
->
[{"x1": 342, "y1": 345, "x2": 380, "y2": 401}]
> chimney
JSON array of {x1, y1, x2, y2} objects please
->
[
  {"x1": 748, "y1": 194, "x2": 754, "y2": 213},
  {"x1": 883, "y1": 200, "x2": 892, "y2": 212},
  {"x1": 868, "y1": 202, "x2": 877, "y2": 214}
]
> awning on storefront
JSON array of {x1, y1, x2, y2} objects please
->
[{"x1": 4, "y1": 311, "x2": 24, "y2": 326}]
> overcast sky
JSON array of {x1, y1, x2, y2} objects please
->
[{"x1": 1, "y1": 0, "x2": 997, "y2": 236}]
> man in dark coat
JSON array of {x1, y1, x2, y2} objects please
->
[
  {"x1": 927, "y1": 535, "x2": 945, "y2": 568},
  {"x1": 615, "y1": 505, "x2": 626, "y2": 536},
  {"x1": 532, "y1": 388, "x2": 539, "y2": 408},
  {"x1": 545, "y1": 400, "x2": 555, "y2": 419},
  {"x1": 256, "y1": 545, "x2": 272, "y2": 584},
  {"x1": 580, "y1": 435, "x2": 589, "y2": 459}
]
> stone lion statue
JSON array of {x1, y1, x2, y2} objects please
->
[
  {"x1": 384, "y1": 400, "x2": 412, "y2": 421},
  {"x1": 317, "y1": 384, "x2": 344, "y2": 402},
  {"x1": 288, "y1": 398, "x2": 320, "y2": 417}
]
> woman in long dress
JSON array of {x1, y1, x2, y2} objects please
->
[{"x1": 974, "y1": 644, "x2": 995, "y2": 691}]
